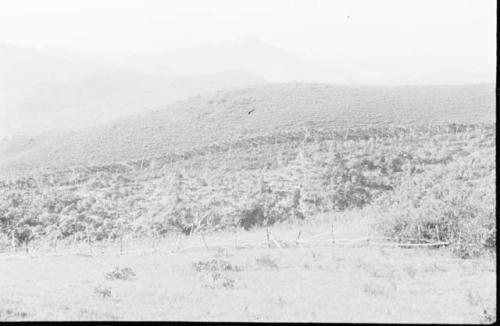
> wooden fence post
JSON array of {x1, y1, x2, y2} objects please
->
[
  {"x1": 86, "y1": 225, "x2": 92, "y2": 255},
  {"x1": 269, "y1": 233, "x2": 282, "y2": 249},
  {"x1": 11, "y1": 231, "x2": 16, "y2": 253},
  {"x1": 201, "y1": 232, "x2": 208, "y2": 249},
  {"x1": 176, "y1": 233, "x2": 181, "y2": 251},
  {"x1": 296, "y1": 230, "x2": 302, "y2": 247},
  {"x1": 344, "y1": 128, "x2": 349, "y2": 140},
  {"x1": 266, "y1": 227, "x2": 271, "y2": 249},
  {"x1": 234, "y1": 229, "x2": 238, "y2": 249},
  {"x1": 330, "y1": 223, "x2": 335, "y2": 244}
]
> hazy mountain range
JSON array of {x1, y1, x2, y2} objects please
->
[
  {"x1": 0, "y1": 36, "x2": 495, "y2": 138},
  {"x1": 0, "y1": 40, "x2": 271, "y2": 137}
]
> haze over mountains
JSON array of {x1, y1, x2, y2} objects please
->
[
  {"x1": 1, "y1": 37, "x2": 329, "y2": 137},
  {"x1": 1, "y1": 36, "x2": 495, "y2": 138},
  {"x1": 0, "y1": 40, "x2": 270, "y2": 137},
  {"x1": 116, "y1": 37, "x2": 344, "y2": 82},
  {"x1": 117, "y1": 36, "x2": 495, "y2": 86},
  {"x1": 0, "y1": 34, "x2": 496, "y2": 175}
]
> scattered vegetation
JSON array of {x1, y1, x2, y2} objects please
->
[
  {"x1": 255, "y1": 254, "x2": 278, "y2": 269},
  {"x1": 93, "y1": 285, "x2": 112, "y2": 299},
  {"x1": 105, "y1": 266, "x2": 136, "y2": 281},
  {"x1": 482, "y1": 308, "x2": 496, "y2": 324},
  {"x1": 192, "y1": 259, "x2": 241, "y2": 273},
  {"x1": 202, "y1": 272, "x2": 236, "y2": 289},
  {"x1": 0, "y1": 236, "x2": 495, "y2": 322},
  {"x1": 193, "y1": 258, "x2": 240, "y2": 289},
  {"x1": 0, "y1": 123, "x2": 495, "y2": 258},
  {"x1": 363, "y1": 283, "x2": 388, "y2": 296},
  {"x1": 0, "y1": 308, "x2": 29, "y2": 321}
]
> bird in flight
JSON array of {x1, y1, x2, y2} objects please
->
[{"x1": 248, "y1": 109, "x2": 256, "y2": 115}]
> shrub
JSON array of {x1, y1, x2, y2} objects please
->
[
  {"x1": 94, "y1": 285, "x2": 112, "y2": 298},
  {"x1": 192, "y1": 259, "x2": 241, "y2": 273},
  {"x1": 203, "y1": 272, "x2": 236, "y2": 289},
  {"x1": 373, "y1": 148, "x2": 495, "y2": 258},
  {"x1": 105, "y1": 266, "x2": 136, "y2": 280}
]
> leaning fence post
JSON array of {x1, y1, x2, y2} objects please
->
[
  {"x1": 269, "y1": 233, "x2": 282, "y2": 249},
  {"x1": 296, "y1": 230, "x2": 302, "y2": 246},
  {"x1": 344, "y1": 128, "x2": 349, "y2": 140},
  {"x1": 201, "y1": 232, "x2": 208, "y2": 250},
  {"x1": 234, "y1": 229, "x2": 238, "y2": 249}
]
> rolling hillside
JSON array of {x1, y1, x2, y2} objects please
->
[
  {"x1": 0, "y1": 69, "x2": 266, "y2": 136},
  {"x1": 0, "y1": 43, "x2": 267, "y2": 136},
  {"x1": 0, "y1": 82, "x2": 494, "y2": 173}
]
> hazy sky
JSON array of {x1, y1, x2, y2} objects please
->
[{"x1": 0, "y1": 0, "x2": 496, "y2": 64}]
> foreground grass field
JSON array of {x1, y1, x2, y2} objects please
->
[{"x1": 0, "y1": 215, "x2": 496, "y2": 323}]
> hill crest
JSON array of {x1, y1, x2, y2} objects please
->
[{"x1": 0, "y1": 82, "x2": 495, "y2": 173}]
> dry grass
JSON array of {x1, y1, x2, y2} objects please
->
[
  {"x1": 1, "y1": 83, "x2": 494, "y2": 172},
  {"x1": 0, "y1": 217, "x2": 496, "y2": 323}
]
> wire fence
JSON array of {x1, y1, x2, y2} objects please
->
[{"x1": 0, "y1": 227, "x2": 452, "y2": 261}]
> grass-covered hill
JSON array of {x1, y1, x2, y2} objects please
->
[
  {"x1": 0, "y1": 82, "x2": 495, "y2": 259},
  {"x1": 0, "y1": 82, "x2": 494, "y2": 173}
]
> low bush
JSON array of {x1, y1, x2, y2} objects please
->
[
  {"x1": 373, "y1": 148, "x2": 495, "y2": 257},
  {"x1": 105, "y1": 266, "x2": 136, "y2": 280},
  {"x1": 192, "y1": 259, "x2": 241, "y2": 273},
  {"x1": 94, "y1": 285, "x2": 112, "y2": 298}
]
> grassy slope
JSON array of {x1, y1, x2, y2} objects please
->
[
  {"x1": 0, "y1": 84, "x2": 496, "y2": 322},
  {"x1": 0, "y1": 82, "x2": 494, "y2": 172},
  {"x1": 1, "y1": 69, "x2": 266, "y2": 139},
  {"x1": 0, "y1": 216, "x2": 496, "y2": 322}
]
